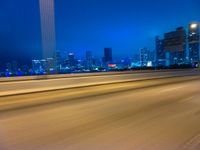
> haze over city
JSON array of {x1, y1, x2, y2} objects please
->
[{"x1": 0, "y1": 0, "x2": 200, "y2": 68}]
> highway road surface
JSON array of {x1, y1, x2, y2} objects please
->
[
  {"x1": 1, "y1": 73, "x2": 200, "y2": 150},
  {"x1": 0, "y1": 70, "x2": 200, "y2": 97}
]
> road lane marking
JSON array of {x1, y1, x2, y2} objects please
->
[{"x1": 159, "y1": 85, "x2": 188, "y2": 93}]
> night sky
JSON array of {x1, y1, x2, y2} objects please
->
[{"x1": 0, "y1": 0, "x2": 200, "y2": 67}]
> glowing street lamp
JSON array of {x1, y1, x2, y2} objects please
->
[{"x1": 190, "y1": 23, "x2": 198, "y2": 29}]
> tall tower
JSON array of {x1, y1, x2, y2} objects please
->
[
  {"x1": 85, "y1": 51, "x2": 93, "y2": 70},
  {"x1": 164, "y1": 27, "x2": 186, "y2": 65},
  {"x1": 39, "y1": 0, "x2": 56, "y2": 59},
  {"x1": 188, "y1": 23, "x2": 200, "y2": 64},
  {"x1": 104, "y1": 48, "x2": 113, "y2": 63},
  {"x1": 155, "y1": 36, "x2": 165, "y2": 66}
]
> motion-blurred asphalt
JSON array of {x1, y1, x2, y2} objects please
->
[{"x1": 1, "y1": 74, "x2": 200, "y2": 150}]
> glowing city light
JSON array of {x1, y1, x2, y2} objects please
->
[{"x1": 190, "y1": 23, "x2": 198, "y2": 29}]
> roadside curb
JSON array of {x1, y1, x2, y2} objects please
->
[{"x1": 0, "y1": 74, "x2": 199, "y2": 98}]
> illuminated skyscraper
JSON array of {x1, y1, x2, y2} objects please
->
[
  {"x1": 164, "y1": 27, "x2": 186, "y2": 65},
  {"x1": 39, "y1": 0, "x2": 56, "y2": 59},
  {"x1": 85, "y1": 51, "x2": 93, "y2": 70},
  {"x1": 65, "y1": 53, "x2": 78, "y2": 68},
  {"x1": 140, "y1": 48, "x2": 155, "y2": 67},
  {"x1": 156, "y1": 36, "x2": 165, "y2": 66},
  {"x1": 188, "y1": 23, "x2": 200, "y2": 64},
  {"x1": 156, "y1": 27, "x2": 188, "y2": 66}
]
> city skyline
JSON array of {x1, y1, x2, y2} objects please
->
[
  {"x1": 2, "y1": 1, "x2": 200, "y2": 149},
  {"x1": 0, "y1": 0, "x2": 200, "y2": 67}
]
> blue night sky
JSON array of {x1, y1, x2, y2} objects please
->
[{"x1": 0, "y1": 0, "x2": 200, "y2": 66}]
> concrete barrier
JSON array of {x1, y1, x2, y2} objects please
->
[
  {"x1": 0, "y1": 70, "x2": 199, "y2": 97},
  {"x1": 0, "y1": 69, "x2": 193, "y2": 82}
]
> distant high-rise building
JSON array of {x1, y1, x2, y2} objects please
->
[
  {"x1": 104, "y1": 48, "x2": 113, "y2": 63},
  {"x1": 140, "y1": 48, "x2": 148, "y2": 67},
  {"x1": 131, "y1": 54, "x2": 140, "y2": 68},
  {"x1": 66, "y1": 53, "x2": 78, "y2": 68},
  {"x1": 5, "y1": 61, "x2": 19, "y2": 73},
  {"x1": 85, "y1": 51, "x2": 93, "y2": 70},
  {"x1": 32, "y1": 60, "x2": 42, "y2": 74},
  {"x1": 68, "y1": 53, "x2": 75, "y2": 66},
  {"x1": 40, "y1": 59, "x2": 47, "y2": 72},
  {"x1": 21, "y1": 65, "x2": 30, "y2": 75},
  {"x1": 140, "y1": 48, "x2": 155, "y2": 67},
  {"x1": 54, "y1": 51, "x2": 62, "y2": 69},
  {"x1": 156, "y1": 36, "x2": 165, "y2": 66},
  {"x1": 188, "y1": 23, "x2": 200, "y2": 64},
  {"x1": 5, "y1": 63, "x2": 12, "y2": 72},
  {"x1": 32, "y1": 59, "x2": 46, "y2": 73},
  {"x1": 86, "y1": 51, "x2": 92, "y2": 60},
  {"x1": 11, "y1": 61, "x2": 19, "y2": 72},
  {"x1": 46, "y1": 58, "x2": 55, "y2": 72},
  {"x1": 32, "y1": 58, "x2": 56, "y2": 74},
  {"x1": 164, "y1": 27, "x2": 186, "y2": 65},
  {"x1": 132, "y1": 54, "x2": 140, "y2": 63},
  {"x1": 93, "y1": 57, "x2": 102, "y2": 68}
]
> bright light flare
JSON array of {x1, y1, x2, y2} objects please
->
[{"x1": 190, "y1": 23, "x2": 198, "y2": 29}]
